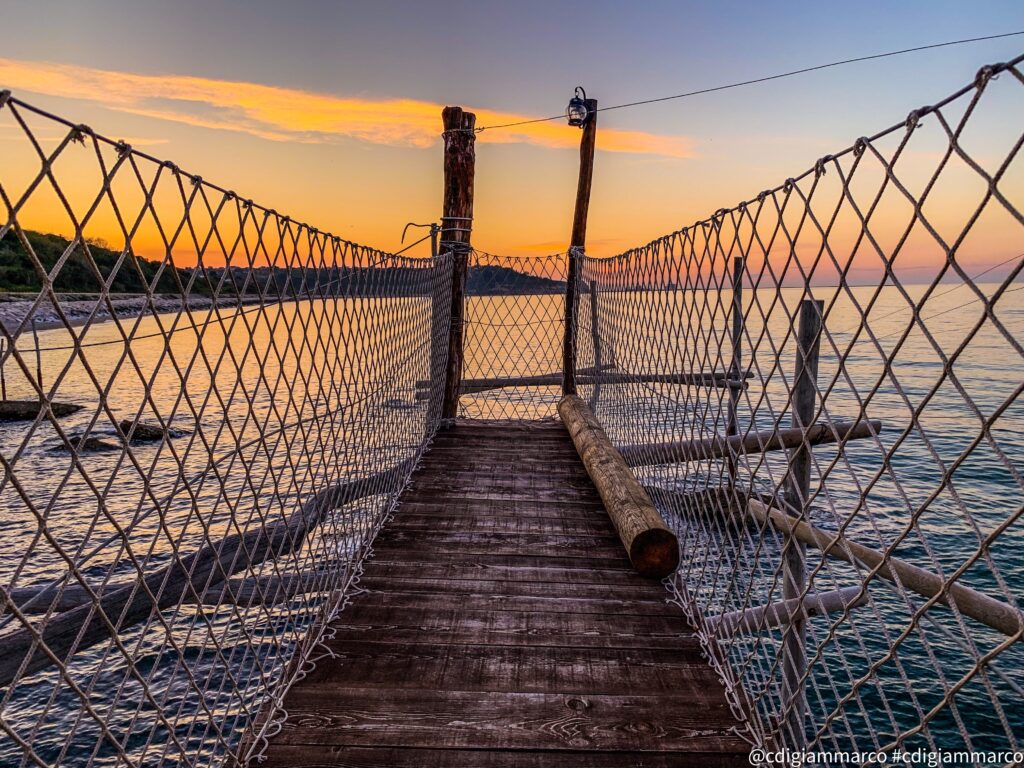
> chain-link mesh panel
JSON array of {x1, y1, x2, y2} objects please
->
[
  {"x1": 456, "y1": 250, "x2": 567, "y2": 420},
  {"x1": 577, "y1": 57, "x2": 1023, "y2": 754},
  {"x1": 0, "y1": 94, "x2": 453, "y2": 766}
]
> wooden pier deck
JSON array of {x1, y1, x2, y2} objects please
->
[{"x1": 261, "y1": 419, "x2": 749, "y2": 767}]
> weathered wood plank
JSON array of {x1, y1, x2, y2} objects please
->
[
  {"x1": 257, "y1": 420, "x2": 747, "y2": 766},
  {"x1": 303, "y1": 641, "x2": 725, "y2": 694},
  {"x1": 273, "y1": 689, "x2": 741, "y2": 751},
  {"x1": 328, "y1": 606, "x2": 697, "y2": 650},
  {"x1": 356, "y1": 576, "x2": 664, "y2": 601},
  {"x1": 261, "y1": 745, "x2": 748, "y2": 768}
]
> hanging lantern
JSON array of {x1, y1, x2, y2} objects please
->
[{"x1": 566, "y1": 86, "x2": 589, "y2": 127}]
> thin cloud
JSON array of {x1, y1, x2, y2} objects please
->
[{"x1": 0, "y1": 58, "x2": 694, "y2": 159}]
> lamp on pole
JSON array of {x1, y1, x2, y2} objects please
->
[{"x1": 563, "y1": 86, "x2": 597, "y2": 396}]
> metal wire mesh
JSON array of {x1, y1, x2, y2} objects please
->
[
  {"x1": 0, "y1": 93, "x2": 453, "y2": 766},
  {"x1": 575, "y1": 56, "x2": 1024, "y2": 754}
]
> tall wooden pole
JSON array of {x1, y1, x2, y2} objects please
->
[
  {"x1": 780, "y1": 298, "x2": 823, "y2": 750},
  {"x1": 438, "y1": 106, "x2": 476, "y2": 421},
  {"x1": 562, "y1": 98, "x2": 597, "y2": 396}
]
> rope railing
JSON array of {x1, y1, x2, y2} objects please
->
[
  {"x1": 571, "y1": 54, "x2": 1024, "y2": 754},
  {"x1": 0, "y1": 92, "x2": 454, "y2": 766}
]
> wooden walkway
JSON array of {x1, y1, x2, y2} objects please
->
[{"x1": 262, "y1": 420, "x2": 749, "y2": 767}]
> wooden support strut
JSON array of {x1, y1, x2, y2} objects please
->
[
  {"x1": 439, "y1": 106, "x2": 476, "y2": 421},
  {"x1": 746, "y1": 498, "x2": 1024, "y2": 638},
  {"x1": 563, "y1": 98, "x2": 597, "y2": 396},
  {"x1": 619, "y1": 419, "x2": 881, "y2": 467},
  {"x1": 706, "y1": 586, "x2": 868, "y2": 636},
  {"x1": 558, "y1": 394, "x2": 679, "y2": 578},
  {"x1": 0, "y1": 460, "x2": 417, "y2": 688}
]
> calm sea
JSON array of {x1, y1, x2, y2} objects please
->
[{"x1": 0, "y1": 282, "x2": 1020, "y2": 762}]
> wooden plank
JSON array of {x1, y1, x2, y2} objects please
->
[
  {"x1": 273, "y1": 689, "x2": 741, "y2": 751},
  {"x1": 356, "y1": 576, "x2": 664, "y2": 601},
  {"x1": 366, "y1": 590, "x2": 671, "y2": 617},
  {"x1": 302, "y1": 641, "x2": 725, "y2": 694},
  {"x1": 371, "y1": 531, "x2": 624, "y2": 557},
  {"x1": 255, "y1": 420, "x2": 748, "y2": 764},
  {"x1": 261, "y1": 745, "x2": 749, "y2": 768},
  {"x1": 358, "y1": 560, "x2": 662, "y2": 587},
  {"x1": 385, "y1": 514, "x2": 617, "y2": 537},
  {"x1": 328, "y1": 606, "x2": 696, "y2": 650}
]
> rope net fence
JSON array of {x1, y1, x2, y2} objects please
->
[
  {"x1": 574, "y1": 56, "x2": 1024, "y2": 754},
  {"x1": 0, "y1": 93, "x2": 453, "y2": 766},
  {"x1": 454, "y1": 249, "x2": 567, "y2": 420}
]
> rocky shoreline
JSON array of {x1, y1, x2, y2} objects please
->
[{"x1": 0, "y1": 294, "x2": 265, "y2": 332}]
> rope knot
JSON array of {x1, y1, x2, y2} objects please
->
[
  {"x1": 162, "y1": 160, "x2": 178, "y2": 172},
  {"x1": 0, "y1": 90, "x2": 11, "y2": 108},
  {"x1": 70, "y1": 125, "x2": 90, "y2": 145},
  {"x1": 757, "y1": 190, "x2": 767, "y2": 203},
  {"x1": 905, "y1": 110, "x2": 921, "y2": 132},
  {"x1": 975, "y1": 65, "x2": 997, "y2": 88},
  {"x1": 189, "y1": 174, "x2": 202, "y2": 186},
  {"x1": 853, "y1": 137, "x2": 868, "y2": 157},
  {"x1": 783, "y1": 178, "x2": 795, "y2": 193},
  {"x1": 115, "y1": 141, "x2": 131, "y2": 157},
  {"x1": 225, "y1": 190, "x2": 236, "y2": 200},
  {"x1": 814, "y1": 156, "x2": 832, "y2": 178}
]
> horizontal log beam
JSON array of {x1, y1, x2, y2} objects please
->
[
  {"x1": 705, "y1": 586, "x2": 867, "y2": 636},
  {"x1": 415, "y1": 368, "x2": 750, "y2": 399},
  {"x1": 558, "y1": 394, "x2": 679, "y2": 578},
  {"x1": 0, "y1": 460, "x2": 415, "y2": 688},
  {"x1": 7, "y1": 571, "x2": 336, "y2": 615},
  {"x1": 747, "y1": 499, "x2": 1024, "y2": 638},
  {"x1": 621, "y1": 419, "x2": 881, "y2": 467}
]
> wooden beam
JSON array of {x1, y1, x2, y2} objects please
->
[
  {"x1": 415, "y1": 368, "x2": 750, "y2": 399},
  {"x1": 746, "y1": 498, "x2": 1024, "y2": 638},
  {"x1": 705, "y1": 586, "x2": 867, "y2": 636},
  {"x1": 563, "y1": 97, "x2": 598, "y2": 396},
  {"x1": 558, "y1": 394, "x2": 678, "y2": 578},
  {"x1": 7, "y1": 571, "x2": 338, "y2": 614},
  {"x1": 619, "y1": 419, "x2": 881, "y2": 467},
  {"x1": 439, "y1": 106, "x2": 476, "y2": 421},
  {"x1": 0, "y1": 461, "x2": 416, "y2": 687}
]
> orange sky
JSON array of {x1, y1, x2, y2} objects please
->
[{"x1": 1, "y1": 37, "x2": 1022, "y2": 284}]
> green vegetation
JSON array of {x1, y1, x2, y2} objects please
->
[{"x1": 0, "y1": 229, "x2": 203, "y2": 294}]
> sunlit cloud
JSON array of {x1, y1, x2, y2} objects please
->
[{"x1": 0, "y1": 58, "x2": 693, "y2": 158}]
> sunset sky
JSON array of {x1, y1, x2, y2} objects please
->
[{"x1": 1, "y1": 0, "x2": 1023, "y2": 278}]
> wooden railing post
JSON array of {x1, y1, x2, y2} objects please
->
[
  {"x1": 563, "y1": 97, "x2": 597, "y2": 396},
  {"x1": 438, "y1": 106, "x2": 476, "y2": 421},
  {"x1": 726, "y1": 256, "x2": 744, "y2": 486},
  {"x1": 780, "y1": 298, "x2": 823, "y2": 749}
]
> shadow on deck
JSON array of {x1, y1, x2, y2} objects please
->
[{"x1": 261, "y1": 419, "x2": 750, "y2": 767}]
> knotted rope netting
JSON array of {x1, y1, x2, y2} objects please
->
[
  {"x1": 0, "y1": 93, "x2": 453, "y2": 766},
  {"x1": 572, "y1": 55, "x2": 1024, "y2": 755}
]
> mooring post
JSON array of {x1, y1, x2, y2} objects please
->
[
  {"x1": 726, "y1": 256, "x2": 744, "y2": 487},
  {"x1": 780, "y1": 298, "x2": 823, "y2": 749},
  {"x1": 563, "y1": 97, "x2": 597, "y2": 396},
  {"x1": 438, "y1": 106, "x2": 476, "y2": 421}
]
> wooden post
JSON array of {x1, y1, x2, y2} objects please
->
[
  {"x1": 563, "y1": 98, "x2": 597, "y2": 396},
  {"x1": 780, "y1": 298, "x2": 823, "y2": 749},
  {"x1": 438, "y1": 106, "x2": 476, "y2": 421},
  {"x1": 726, "y1": 256, "x2": 744, "y2": 486},
  {"x1": 586, "y1": 279, "x2": 603, "y2": 409}
]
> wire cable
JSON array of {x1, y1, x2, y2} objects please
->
[{"x1": 475, "y1": 31, "x2": 1024, "y2": 132}]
